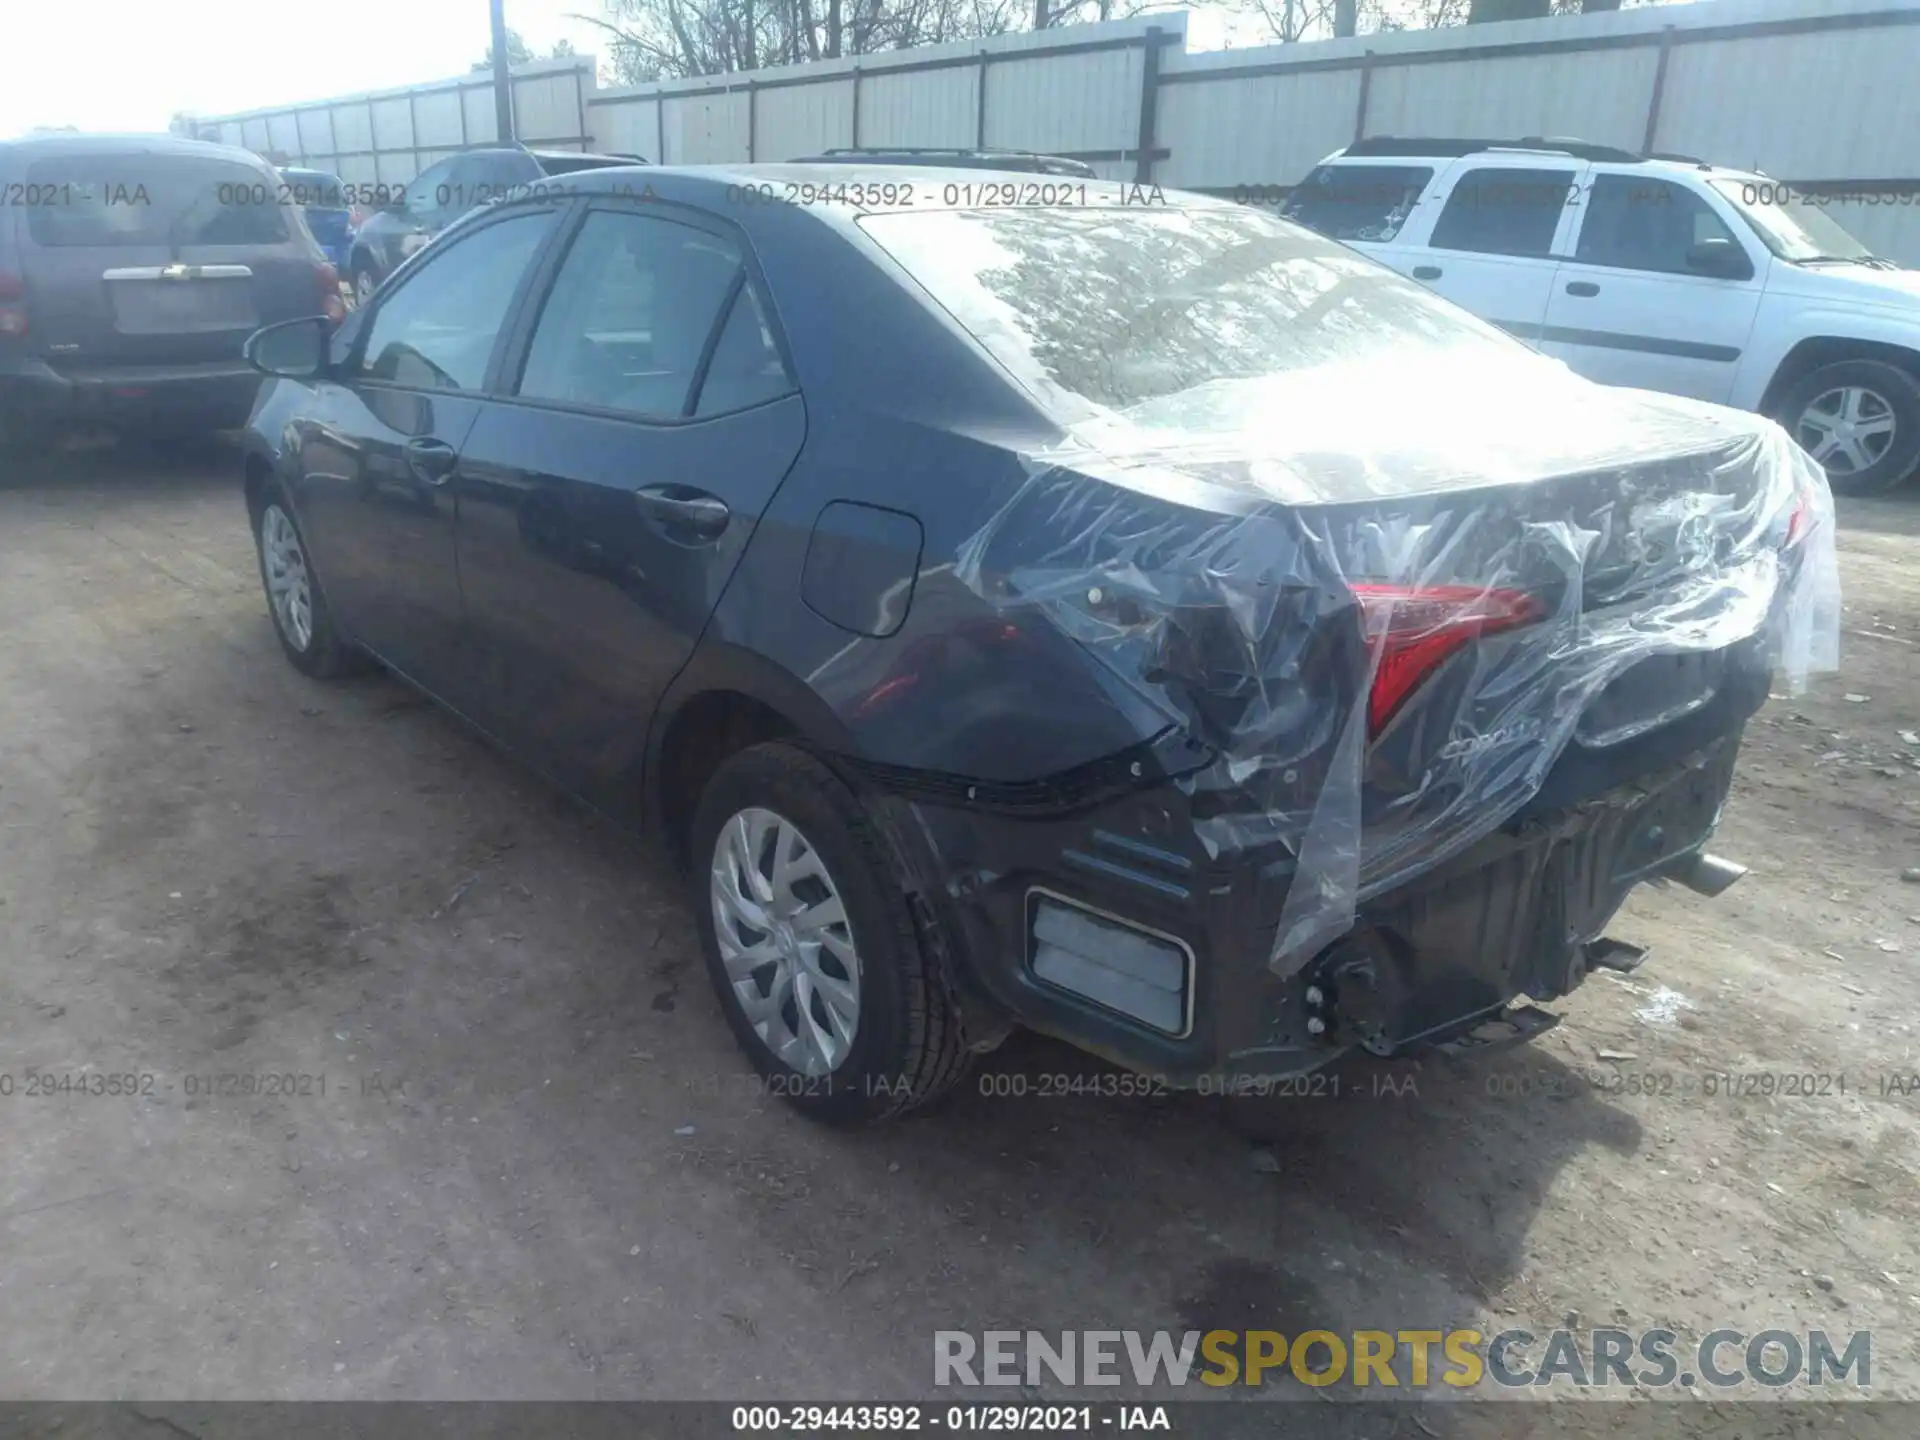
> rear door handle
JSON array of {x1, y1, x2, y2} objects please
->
[
  {"x1": 1565, "y1": 280, "x2": 1601, "y2": 297},
  {"x1": 403, "y1": 437, "x2": 458, "y2": 486},
  {"x1": 637, "y1": 484, "x2": 731, "y2": 542},
  {"x1": 1411, "y1": 265, "x2": 1442, "y2": 281}
]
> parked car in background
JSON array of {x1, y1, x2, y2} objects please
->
[
  {"x1": 344, "y1": 145, "x2": 637, "y2": 305},
  {"x1": 793, "y1": 148, "x2": 1098, "y2": 178},
  {"x1": 1279, "y1": 137, "x2": 1920, "y2": 493},
  {"x1": 0, "y1": 133, "x2": 344, "y2": 450},
  {"x1": 239, "y1": 164, "x2": 1834, "y2": 1123},
  {"x1": 279, "y1": 165, "x2": 354, "y2": 274}
]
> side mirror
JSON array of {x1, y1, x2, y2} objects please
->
[
  {"x1": 245, "y1": 316, "x2": 332, "y2": 379},
  {"x1": 1685, "y1": 237, "x2": 1752, "y2": 280}
]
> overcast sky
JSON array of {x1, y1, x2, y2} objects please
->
[{"x1": 5, "y1": 0, "x2": 1242, "y2": 138}]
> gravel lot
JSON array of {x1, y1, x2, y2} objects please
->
[{"x1": 2, "y1": 439, "x2": 1917, "y2": 1428}]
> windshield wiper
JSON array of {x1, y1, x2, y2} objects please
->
[{"x1": 1797, "y1": 254, "x2": 1899, "y2": 270}]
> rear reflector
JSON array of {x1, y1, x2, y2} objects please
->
[
  {"x1": 1028, "y1": 893, "x2": 1190, "y2": 1035},
  {"x1": 0, "y1": 270, "x2": 25, "y2": 337},
  {"x1": 1352, "y1": 583, "x2": 1544, "y2": 737}
]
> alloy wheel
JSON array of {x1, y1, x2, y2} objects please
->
[
  {"x1": 260, "y1": 504, "x2": 314, "y2": 652},
  {"x1": 354, "y1": 269, "x2": 378, "y2": 308},
  {"x1": 710, "y1": 806, "x2": 863, "y2": 1077},
  {"x1": 1796, "y1": 385, "x2": 1897, "y2": 476}
]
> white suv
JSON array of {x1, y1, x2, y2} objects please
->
[{"x1": 1280, "y1": 138, "x2": 1920, "y2": 494}]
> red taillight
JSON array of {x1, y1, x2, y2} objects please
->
[
  {"x1": 1352, "y1": 583, "x2": 1545, "y2": 737},
  {"x1": 1784, "y1": 490, "x2": 1814, "y2": 549},
  {"x1": 0, "y1": 269, "x2": 27, "y2": 338},
  {"x1": 315, "y1": 262, "x2": 346, "y2": 326}
]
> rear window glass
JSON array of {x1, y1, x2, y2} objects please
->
[
  {"x1": 25, "y1": 154, "x2": 289, "y2": 248},
  {"x1": 1281, "y1": 164, "x2": 1433, "y2": 242},
  {"x1": 860, "y1": 203, "x2": 1512, "y2": 423}
]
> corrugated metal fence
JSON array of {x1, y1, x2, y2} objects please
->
[
  {"x1": 191, "y1": 58, "x2": 601, "y2": 184},
  {"x1": 192, "y1": 0, "x2": 1920, "y2": 263}
]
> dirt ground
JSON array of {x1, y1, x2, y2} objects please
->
[{"x1": 1, "y1": 438, "x2": 1917, "y2": 1427}]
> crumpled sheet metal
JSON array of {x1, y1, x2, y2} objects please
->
[{"x1": 956, "y1": 374, "x2": 1841, "y2": 978}]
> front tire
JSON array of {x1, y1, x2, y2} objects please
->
[
  {"x1": 1776, "y1": 359, "x2": 1920, "y2": 495},
  {"x1": 350, "y1": 260, "x2": 380, "y2": 309},
  {"x1": 250, "y1": 482, "x2": 358, "y2": 678},
  {"x1": 690, "y1": 742, "x2": 970, "y2": 1123}
]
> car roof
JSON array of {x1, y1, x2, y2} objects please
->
[
  {"x1": 0, "y1": 132, "x2": 267, "y2": 166},
  {"x1": 1326, "y1": 137, "x2": 1758, "y2": 181},
  {"x1": 522, "y1": 162, "x2": 1215, "y2": 220}
]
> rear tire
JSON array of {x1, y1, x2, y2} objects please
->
[
  {"x1": 249, "y1": 480, "x2": 360, "y2": 679},
  {"x1": 1775, "y1": 359, "x2": 1920, "y2": 495},
  {"x1": 350, "y1": 261, "x2": 380, "y2": 309},
  {"x1": 689, "y1": 742, "x2": 970, "y2": 1124}
]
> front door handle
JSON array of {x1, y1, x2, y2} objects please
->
[
  {"x1": 1565, "y1": 280, "x2": 1601, "y2": 297},
  {"x1": 637, "y1": 484, "x2": 731, "y2": 542},
  {"x1": 403, "y1": 437, "x2": 458, "y2": 486},
  {"x1": 1411, "y1": 265, "x2": 1442, "y2": 281}
]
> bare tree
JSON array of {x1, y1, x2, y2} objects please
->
[{"x1": 577, "y1": 0, "x2": 1029, "y2": 79}]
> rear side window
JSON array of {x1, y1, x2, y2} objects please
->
[
  {"x1": 1428, "y1": 166, "x2": 1574, "y2": 257},
  {"x1": 694, "y1": 284, "x2": 792, "y2": 417},
  {"x1": 517, "y1": 210, "x2": 755, "y2": 420},
  {"x1": 1281, "y1": 165, "x2": 1433, "y2": 243},
  {"x1": 1576, "y1": 176, "x2": 1746, "y2": 275},
  {"x1": 25, "y1": 154, "x2": 289, "y2": 248}
]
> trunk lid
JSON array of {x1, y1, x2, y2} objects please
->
[{"x1": 971, "y1": 355, "x2": 1836, "y2": 972}]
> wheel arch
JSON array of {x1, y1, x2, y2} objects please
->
[
  {"x1": 1758, "y1": 334, "x2": 1920, "y2": 418},
  {"x1": 644, "y1": 642, "x2": 860, "y2": 869}
]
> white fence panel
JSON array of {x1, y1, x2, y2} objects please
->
[
  {"x1": 188, "y1": 3, "x2": 1919, "y2": 262},
  {"x1": 982, "y1": 47, "x2": 1140, "y2": 154},
  {"x1": 858, "y1": 65, "x2": 978, "y2": 149},
  {"x1": 1157, "y1": 69, "x2": 1361, "y2": 191},
  {"x1": 666, "y1": 90, "x2": 752, "y2": 162},
  {"x1": 755, "y1": 78, "x2": 856, "y2": 161}
]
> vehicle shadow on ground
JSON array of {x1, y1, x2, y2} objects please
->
[{"x1": 0, "y1": 430, "x2": 241, "y2": 494}]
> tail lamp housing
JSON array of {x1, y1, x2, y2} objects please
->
[{"x1": 1352, "y1": 583, "x2": 1545, "y2": 737}]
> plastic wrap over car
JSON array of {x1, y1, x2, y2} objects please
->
[{"x1": 903, "y1": 203, "x2": 1841, "y2": 979}]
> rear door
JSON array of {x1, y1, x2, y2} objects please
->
[
  {"x1": 290, "y1": 206, "x2": 561, "y2": 703},
  {"x1": 1542, "y1": 171, "x2": 1765, "y2": 403},
  {"x1": 453, "y1": 199, "x2": 805, "y2": 809},
  {"x1": 1394, "y1": 157, "x2": 1586, "y2": 347},
  {"x1": 20, "y1": 148, "x2": 324, "y2": 371}
]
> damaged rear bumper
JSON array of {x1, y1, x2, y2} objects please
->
[{"x1": 866, "y1": 727, "x2": 1752, "y2": 1088}]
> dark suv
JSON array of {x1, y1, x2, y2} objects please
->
[
  {"x1": 0, "y1": 134, "x2": 344, "y2": 448},
  {"x1": 344, "y1": 146, "x2": 636, "y2": 305}
]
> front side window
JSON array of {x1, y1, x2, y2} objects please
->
[
  {"x1": 1281, "y1": 164, "x2": 1434, "y2": 243},
  {"x1": 1576, "y1": 176, "x2": 1747, "y2": 275},
  {"x1": 1428, "y1": 166, "x2": 1575, "y2": 258},
  {"x1": 358, "y1": 211, "x2": 551, "y2": 391},
  {"x1": 26, "y1": 153, "x2": 289, "y2": 248},
  {"x1": 517, "y1": 210, "x2": 752, "y2": 420}
]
